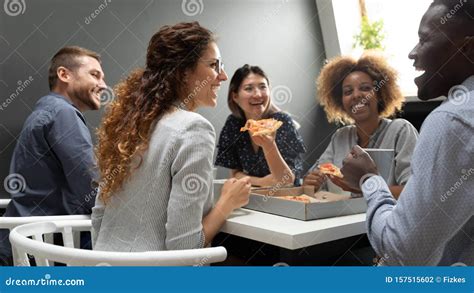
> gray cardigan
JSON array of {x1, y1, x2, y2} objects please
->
[
  {"x1": 310, "y1": 118, "x2": 419, "y2": 187},
  {"x1": 92, "y1": 109, "x2": 215, "y2": 252}
]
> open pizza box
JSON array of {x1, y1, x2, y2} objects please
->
[{"x1": 244, "y1": 186, "x2": 367, "y2": 221}]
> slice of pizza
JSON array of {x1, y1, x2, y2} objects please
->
[
  {"x1": 240, "y1": 118, "x2": 283, "y2": 136},
  {"x1": 278, "y1": 194, "x2": 316, "y2": 204},
  {"x1": 318, "y1": 163, "x2": 344, "y2": 178}
]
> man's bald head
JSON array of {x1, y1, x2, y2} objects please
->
[{"x1": 408, "y1": 0, "x2": 474, "y2": 100}]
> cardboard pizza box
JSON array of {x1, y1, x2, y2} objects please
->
[{"x1": 244, "y1": 186, "x2": 367, "y2": 221}]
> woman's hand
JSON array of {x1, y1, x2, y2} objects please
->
[
  {"x1": 202, "y1": 177, "x2": 251, "y2": 247},
  {"x1": 251, "y1": 132, "x2": 276, "y2": 151},
  {"x1": 303, "y1": 169, "x2": 326, "y2": 190},
  {"x1": 218, "y1": 177, "x2": 251, "y2": 214}
]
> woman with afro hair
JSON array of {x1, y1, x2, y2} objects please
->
[{"x1": 304, "y1": 52, "x2": 418, "y2": 199}]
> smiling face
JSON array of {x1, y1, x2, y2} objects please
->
[
  {"x1": 408, "y1": 4, "x2": 469, "y2": 100},
  {"x1": 232, "y1": 73, "x2": 270, "y2": 120},
  {"x1": 341, "y1": 71, "x2": 380, "y2": 123},
  {"x1": 184, "y1": 42, "x2": 228, "y2": 110},
  {"x1": 66, "y1": 56, "x2": 106, "y2": 111}
]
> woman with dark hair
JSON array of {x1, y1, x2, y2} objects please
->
[
  {"x1": 215, "y1": 64, "x2": 306, "y2": 186},
  {"x1": 91, "y1": 22, "x2": 251, "y2": 252},
  {"x1": 304, "y1": 51, "x2": 418, "y2": 199}
]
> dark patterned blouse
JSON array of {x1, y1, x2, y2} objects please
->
[{"x1": 215, "y1": 112, "x2": 306, "y2": 184}]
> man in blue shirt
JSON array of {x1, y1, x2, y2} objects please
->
[
  {"x1": 0, "y1": 46, "x2": 107, "y2": 265},
  {"x1": 336, "y1": 0, "x2": 473, "y2": 265}
]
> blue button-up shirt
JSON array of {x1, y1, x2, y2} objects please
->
[
  {"x1": 362, "y1": 76, "x2": 474, "y2": 266},
  {"x1": 4, "y1": 93, "x2": 97, "y2": 216}
]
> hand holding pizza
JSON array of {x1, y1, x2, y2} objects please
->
[
  {"x1": 241, "y1": 118, "x2": 282, "y2": 151},
  {"x1": 303, "y1": 169, "x2": 327, "y2": 191},
  {"x1": 251, "y1": 132, "x2": 276, "y2": 150},
  {"x1": 317, "y1": 162, "x2": 362, "y2": 193}
]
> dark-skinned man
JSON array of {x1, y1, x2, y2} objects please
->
[{"x1": 333, "y1": 0, "x2": 473, "y2": 265}]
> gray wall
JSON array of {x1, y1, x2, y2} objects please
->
[{"x1": 0, "y1": 0, "x2": 336, "y2": 197}]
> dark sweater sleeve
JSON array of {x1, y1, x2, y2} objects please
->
[
  {"x1": 273, "y1": 112, "x2": 307, "y2": 180},
  {"x1": 215, "y1": 115, "x2": 243, "y2": 170}
]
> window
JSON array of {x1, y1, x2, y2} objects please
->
[{"x1": 317, "y1": 0, "x2": 432, "y2": 98}]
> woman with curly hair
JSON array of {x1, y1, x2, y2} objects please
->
[
  {"x1": 304, "y1": 52, "x2": 418, "y2": 199},
  {"x1": 91, "y1": 22, "x2": 251, "y2": 252}
]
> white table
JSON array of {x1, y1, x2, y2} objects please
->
[{"x1": 221, "y1": 208, "x2": 366, "y2": 250}]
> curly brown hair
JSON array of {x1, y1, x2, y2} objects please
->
[
  {"x1": 317, "y1": 51, "x2": 404, "y2": 124},
  {"x1": 96, "y1": 22, "x2": 215, "y2": 202}
]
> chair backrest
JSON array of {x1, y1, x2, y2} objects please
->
[
  {"x1": 0, "y1": 214, "x2": 91, "y2": 231},
  {"x1": 10, "y1": 220, "x2": 227, "y2": 266},
  {"x1": 0, "y1": 215, "x2": 92, "y2": 265},
  {"x1": 0, "y1": 199, "x2": 11, "y2": 210}
]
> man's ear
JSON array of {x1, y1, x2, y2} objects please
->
[
  {"x1": 460, "y1": 36, "x2": 474, "y2": 55},
  {"x1": 56, "y1": 66, "x2": 71, "y2": 84}
]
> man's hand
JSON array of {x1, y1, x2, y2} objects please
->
[
  {"x1": 303, "y1": 169, "x2": 326, "y2": 191},
  {"x1": 340, "y1": 145, "x2": 378, "y2": 191},
  {"x1": 328, "y1": 175, "x2": 362, "y2": 193}
]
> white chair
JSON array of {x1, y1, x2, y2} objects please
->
[
  {"x1": 0, "y1": 214, "x2": 92, "y2": 265},
  {"x1": 0, "y1": 199, "x2": 11, "y2": 210},
  {"x1": 10, "y1": 220, "x2": 227, "y2": 266},
  {"x1": 0, "y1": 214, "x2": 91, "y2": 231}
]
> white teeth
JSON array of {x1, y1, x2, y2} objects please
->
[
  {"x1": 352, "y1": 102, "x2": 366, "y2": 111},
  {"x1": 415, "y1": 69, "x2": 425, "y2": 77}
]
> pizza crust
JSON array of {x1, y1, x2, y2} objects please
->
[{"x1": 240, "y1": 118, "x2": 283, "y2": 136}]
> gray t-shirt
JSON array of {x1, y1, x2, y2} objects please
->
[{"x1": 310, "y1": 118, "x2": 419, "y2": 187}]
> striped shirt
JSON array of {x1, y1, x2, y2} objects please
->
[{"x1": 92, "y1": 109, "x2": 215, "y2": 252}]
